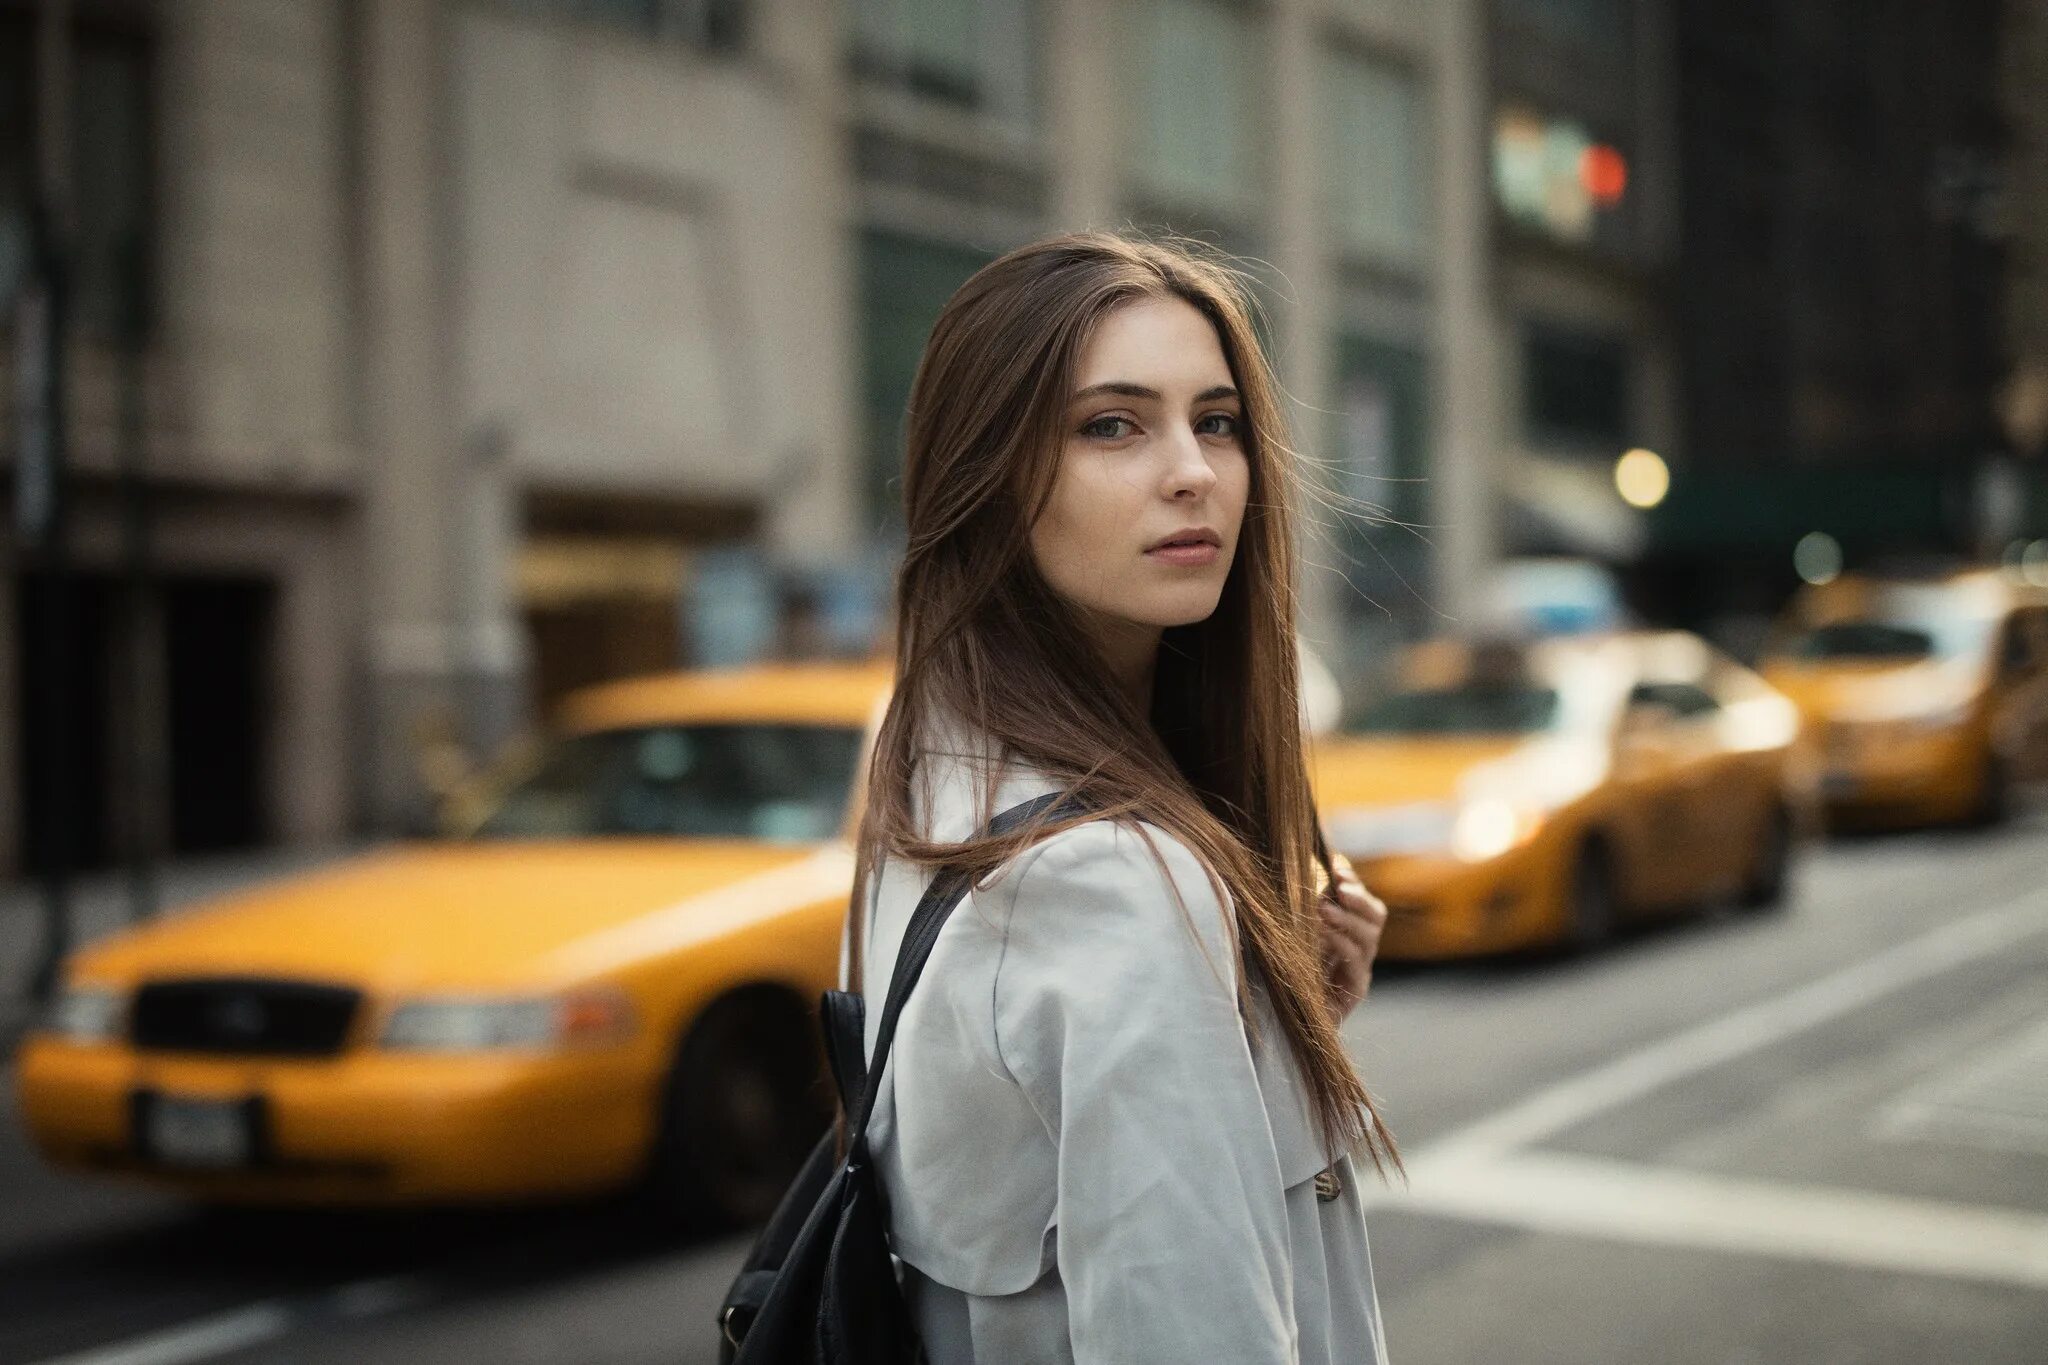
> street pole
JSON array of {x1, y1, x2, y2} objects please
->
[
  {"x1": 23, "y1": 0, "x2": 76, "y2": 1001},
  {"x1": 115, "y1": 227, "x2": 159, "y2": 922},
  {"x1": 18, "y1": 206, "x2": 72, "y2": 1003}
]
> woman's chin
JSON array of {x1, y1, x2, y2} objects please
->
[{"x1": 1121, "y1": 590, "x2": 1228, "y2": 629}]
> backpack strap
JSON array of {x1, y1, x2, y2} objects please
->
[
  {"x1": 818, "y1": 989, "x2": 869, "y2": 1112},
  {"x1": 846, "y1": 789, "x2": 1084, "y2": 1142},
  {"x1": 716, "y1": 790, "x2": 1088, "y2": 1358}
]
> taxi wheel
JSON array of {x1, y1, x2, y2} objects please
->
[
  {"x1": 1738, "y1": 804, "x2": 1794, "y2": 911},
  {"x1": 1972, "y1": 753, "x2": 2013, "y2": 827},
  {"x1": 649, "y1": 989, "x2": 830, "y2": 1230},
  {"x1": 1563, "y1": 840, "x2": 1618, "y2": 954}
]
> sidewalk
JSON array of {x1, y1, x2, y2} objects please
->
[{"x1": 1, "y1": 844, "x2": 366, "y2": 1053}]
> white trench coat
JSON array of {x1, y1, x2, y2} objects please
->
[{"x1": 855, "y1": 727, "x2": 1392, "y2": 1364}]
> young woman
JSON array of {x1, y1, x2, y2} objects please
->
[{"x1": 849, "y1": 231, "x2": 1398, "y2": 1363}]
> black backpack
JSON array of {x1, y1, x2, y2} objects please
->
[{"x1": 717, "y1": 791, "x2": 1081, "y2": 1363}]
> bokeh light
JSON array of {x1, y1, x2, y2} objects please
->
[
  {"x1": 1614, "y1": 447, "x2": 1670, "y2": 509},
  {"x1": 1794, "y1": 531, "x2": 1843, "y2": 585}
]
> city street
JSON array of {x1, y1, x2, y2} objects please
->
[{"x1": 3, "y1": 807, "x2": 2045, "y2": 1365}]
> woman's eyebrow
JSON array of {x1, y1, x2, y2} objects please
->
[{"x1": 1069, "y1": 381, "x2": 1241, "y2": 403}]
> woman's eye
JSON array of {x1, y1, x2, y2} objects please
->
[
  {"x1": 1081, "y1": 415, "x2": 1136, "y2": 440},
  {"x1": 1197, "y1": 412, "x2": 1242, "y2": 438}
]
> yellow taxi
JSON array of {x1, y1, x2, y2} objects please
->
[
  {"x1": 1312, "y1": 632, "x2": 1809, "y2": 960},
  {"x1": 15, "y1": 662, "x2": 892, "y2": 1223},
  {"x1": 1759, "y1": 568, "x2": 2048, "y2": 827}
]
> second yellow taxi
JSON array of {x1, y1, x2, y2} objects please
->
[
  {"x1": 1312, "y1": 632, "x2": 1811, "y2": 960},
  {"x1": 1759, "y1": 566, "x2": 2048, "y2": 828}
]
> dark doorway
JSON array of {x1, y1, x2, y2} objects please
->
[
  {"x1": 12, "y1": 571, "x2": 274, "y2": 871},
  {"x1": 166, "y1": 577, "x2": 273, "y2": 854},
  {"x1": 15, "y1": 572, "x2": 114, "y2": 874}
]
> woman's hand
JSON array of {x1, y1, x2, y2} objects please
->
[{"x1": 1318, "y1": 850, "x2": 1387, "y2": 1019}]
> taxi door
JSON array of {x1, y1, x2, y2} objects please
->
[
  {"x1": 1607, "y1": 688, "x2": 1695, "y2": 909},
  {"x1": 1996, "y1": 607, "x2": 2048, "y2": 781},
  {"x1": 1616, "y1": 682, "x2": 1733, "y2": 907}
]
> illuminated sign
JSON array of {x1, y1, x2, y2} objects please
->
[{"x1": 1492, "y1": 106, "x2": 1628, "y2": 244}]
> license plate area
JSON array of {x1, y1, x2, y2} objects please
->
[{"x1": 131, "y1": 1090, "x2": 264, "y2": 1170}]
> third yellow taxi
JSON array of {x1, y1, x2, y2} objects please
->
[
  {"x1": 15, "y1": 662, "x2": 891, "y2": 1224},
  {"x1": 1312, "y1": 631, "x2": 1811, "y2": 960},
  {"x1": 1758, "y1": 566, "x2": 2048, "y2": 828}
]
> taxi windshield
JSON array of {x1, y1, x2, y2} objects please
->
[
  {"x1": 1775, "y1": 611, "x2": 1994, "y2": 663},
  {"x1": 1344, "y1": 684, "x2": 1561, "y2": 736},
  {"x1": 471, "y1": 723, "x2": 865, "y2": 843}
]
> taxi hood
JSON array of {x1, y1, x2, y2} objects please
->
[
  {"x1": 1760, "y1": 656, "x2": 1983, "y2": 722},
  {"x1": 66, "y1": 840, "x2": 852, "y2": 992},
  {"x1": 1311, "y1": 735, "x2": 1536, "y2": 808}
]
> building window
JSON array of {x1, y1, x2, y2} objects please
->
[
  {"x1": 1333, "y1": 333, "x2": 1430, "y2": 522},
  {"x1": 500, "y1": 0, "x2": 747, "y2": 53},
  {"x1": 852, "y1": 0, "x2": 1038, "y2": 127},
  {"x1": 1134, "y1": 0, "x2": 1263, "y2": 218},
  {"x1": 1522, "y1": 322, "x2": 1631, "y2": 450},
  {"x1": 1322, "y1": 49, "x2": 1426, "y2": 268},
  {"x1": 1330, "y1": 333, "x2": 1431, "y2": 621},
  {"x1": 857, "y1": 230, "x2": 993, "y2": 531},
  {"x1": 0, "y1": 13, "x2": 153, "y2": 339},
  {"x1": 1497, "y1": 0, "x2": 1631, "y2": 57}
]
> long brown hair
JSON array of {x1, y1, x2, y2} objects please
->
[{"x1": 852, "y1": 230, "x2": 1399, "y2": 1174}]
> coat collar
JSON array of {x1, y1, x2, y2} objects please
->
[{"x1": 911, "y1": 708, "x2": 1070, "y2": 844}]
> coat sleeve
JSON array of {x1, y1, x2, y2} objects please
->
[{"x1": 990, "y1": 819, "x2": 1298, "y2": 1364}]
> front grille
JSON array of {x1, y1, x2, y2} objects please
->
[{"x1": 130, "y1": 978, "x2": 363, "y2": 1057}]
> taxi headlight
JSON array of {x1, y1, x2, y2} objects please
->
[
  {"x1": 379, "y1": 987, "x2": 635, "y2": 1052},
  {"x1": 43, "y1": 984, "x2": 126, "y2": 1043},
  {"x1": 1451, "y1": 798, "x2": 1538, "y2": 863},
  {"x1": 1325, "y1": 803, "x2": 1455, "y2": 859}
]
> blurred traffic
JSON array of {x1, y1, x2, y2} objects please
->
[{"x1": 22, "y1": 557, "x2": 2048, "y2": 1221}]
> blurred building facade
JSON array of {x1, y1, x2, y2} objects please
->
[
  {"x1": 1486, "y1": 0, "x2": 1681, "y2": 566},
  {"x1": 1650, "y1": 0, "x2": 2017, "y2": 633},
  {"x1": 2001, "y1": 0, "x2": 2048, "y2": 476},
  {"x1": 0, "y1": 0, "x2": 1693, "y2": 868},
  {"x1": 3, "y1": 0, "x2": 362, "y2": 877}
]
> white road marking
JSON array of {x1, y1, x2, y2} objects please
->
[
  {"x1": 326, "y1": 1273, "x2": 435, "y2": 1319},
  {"x1": 1411, "y1": 884, "x2": 2048, "y2": 1164},
  {"x1": 1359, "y1": 882, "x2": 2048, "y2": 1286},
  {"x1": 1875, "y1": 1010, "x2": 2048, "y2": 1156},
  {"x1": 27, "y1": 1303, "x2": 293, "y2": 1365},
  {"x1": 27, "y1": 1275, "x2": 437, "y2": 1365},
  {"x1": 1391, "y1": 1148, "x2": 2048, "y2": 1289}
]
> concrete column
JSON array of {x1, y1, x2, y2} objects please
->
[
  {"x1": 357, "y1": 0, "x2": 463, "y2": 834},
  {"x1": 760, "y1": 0, "x2": 863, "y2": 574},
  {"x1": 270, "y1": 524, "x2": 356, "y2": 846},
  {"x1": 1268, "y1": 0, "x2": 1342, "y2": 661},
  {"x1": 1047, "y1": 0, "x2": 1121, "y2": 231},
  {"x1": 452, "y1": 423, "x2": 529, "y2": 758},
  {"x1": 1430, "y1": 0, "x2": 1502, "y2": 625}
]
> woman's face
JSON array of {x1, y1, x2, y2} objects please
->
[{"x1": 1029, "y1": 296, "x2": 1251, "y2": 647}]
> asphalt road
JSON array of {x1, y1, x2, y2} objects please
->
[{"x1": 4, "y1": 806, "x2": 2046, "y2": 1365}]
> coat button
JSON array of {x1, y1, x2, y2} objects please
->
[{"x1": 1314, "y1": 1165, "x2": 1344, "y2": 1202}]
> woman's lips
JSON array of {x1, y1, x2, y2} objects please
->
[{"x1": 1145, "y1": 541, "x2": 1221, "y2": 566}]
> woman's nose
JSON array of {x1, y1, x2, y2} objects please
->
[{"x1": 1162, "y1": 426, "x2": 1219, "y2": 498}]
